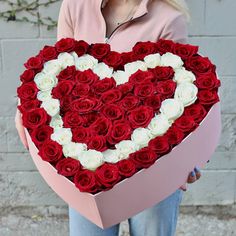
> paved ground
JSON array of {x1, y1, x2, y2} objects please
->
[{"x1": 0, "y1": 205, "x2": 236, "y2": 236}]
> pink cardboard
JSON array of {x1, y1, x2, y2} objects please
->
[{"x1": 25, "y1": 102, "x2": 221, "y2": 229}]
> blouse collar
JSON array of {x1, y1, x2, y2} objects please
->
[{"x1": 99, "y1": 0, "x2": 151, "y2": 18}]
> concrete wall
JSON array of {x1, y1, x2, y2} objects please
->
[{"x1": 0, "y1": 0, "x2": 235, "y2": 208}]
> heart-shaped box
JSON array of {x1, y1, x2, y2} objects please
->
[
  {"x1": 24, "y1": 101, "x2": 221, "y2": 229},
  {"x1": 17, "y1": 38, "x2": 222, "y2": 228}
]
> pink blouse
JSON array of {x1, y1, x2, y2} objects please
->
[
  {"x1": 57, "y1": 0, "x2": 188, "y2": 50},
  {"x1": 15, "y1": 0, "x2": 188, "y2": 190}
]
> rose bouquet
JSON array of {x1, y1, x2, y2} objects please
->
[{"x1": 17, "y1": 38, "x2": 220, "y2": 194}]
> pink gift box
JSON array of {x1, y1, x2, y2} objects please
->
[{"x1": 25, "y1": 102, "x2": 221, "y2": 229}]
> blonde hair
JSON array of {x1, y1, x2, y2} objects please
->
[{"x1": 161, "y1": 0, "x2": 190, "y2": 20}]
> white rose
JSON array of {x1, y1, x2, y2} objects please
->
[
  {"x1": 51, "y1": 128, "x2": 72, "y2": 145},
  {"x1": 93, "y1": 62, "x2": 113, "y2": 79},
  {"x1": 75, "y1": 54, "x2": 98, "y2": 71},
  {"x1": 34, "y1": 73, "x2": 57, "y2": 91},
  {"x1": 144, "y1": 53, "x2": 161, "y2": 68},
  {"x1": 160, "y1": 98, "x2": 184, "y2": 121},
  {"x1": 62, "y1": 142, "x2": 87, "y2": 158},
  {"x1": 58, "y1": 52, "x2": 75, "y2": 68},
  {"x1": 79, "y1": 150, "x2": 104, "y2": 171},
  {"x1": 112, "y1": 70, "x2": 129, "y2": 85},
  {"x1": 131, "y1": 128, "x2": 152, "y2": 148},
  {"x1": 174, "y1": 68, "x2": 196, "y2": 84},
  {"x1": 115, "y1": 140, "x2": 139, "y2": 159},
  {"x1": 124, "y1": 60, "x2": 147, "y2": 76},
  {"x1": 42, "y1": 59, "x2": 62, "y2": 75},
  {"x1": 41, "y1": 98, "x2": 60, "y2": 116},
  {"x1": 147, "y1": 114, "x2": 172, "y2": 136},
  {"x1": 174, "y1": 82, "x2": 198, "y2": 107},
  {"x1": 160, "y1": 52, "x2": 183, "y2": 69},
  {"x1": 49, "y1": 115, "x2": 63, "y2": 129},
  {"x1": 37, "y1": 90, "x2": 52, "y2": 102},
  {"x1": 102, "y1": 149, "x2": 120, "y2": 163}
]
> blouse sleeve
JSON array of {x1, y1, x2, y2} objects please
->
[
  {"x1": 57, "y1": 0, "x2": 74, "y2": 41},
  {"x1": 15, "y1": 98, "x2": 28, "y2": 149},
  {"x1": 160, "y1": 14, "x2": 188, "y2": 44}
]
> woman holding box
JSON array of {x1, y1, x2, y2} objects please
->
[{"x1": 15, "y1": 0, "x2": 201, "y2": 235}]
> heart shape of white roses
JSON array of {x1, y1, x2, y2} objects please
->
[{"x1": 34, "y1": 49, "x2": 198, "y2": 171}]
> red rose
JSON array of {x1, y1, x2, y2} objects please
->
[
  {"x1": 38, "y1": 140, "x2": 63, "y2": 163},
  {"x1": 70, "y1": 98, "x2": 100, "y2": 113},
  {"x1": 152, "y1": 66, "x2": 174, "y2": 81},
  {"x1": 103, "y1": 51, "x2": 123, "y2": 69},
  {"x1": 120, "y1": 51, "x2": 133, "y2": 65},
  {"x1": 148, "y1": 136, "x2": 170, "y2": 155},
  {"x1": 174, "y1": 115, "x2": 198, "y2": 133},
  {"x1": 57, "y1": 65, "x2": 76, "y2": 81},
  {"x1": 39, "y1": 45, "x2": 58, "y2": 61},
  {"x1": 165, "y1": 126, "x2": 184, "y2": 146},
  {"x1": 72, "y1": 83, "x2": 90, "y2": 98},
  {"x1": 184, "y1": 103, "x2": 207, "y2": 123},
  {"x1": 31, "y1": 125, "x2": 53, "y2": 147},
  {"x1": 20, "y1": 69, "x2": 35, "y2": 83},
  {"x1": 93, "y1": 77, "x2": 116, "y2": 95},
  {"x1": 60, "y1": 95, "x2": 73, "y2": 113},
  {"x1": 24, "y1": 56, "x2": 43, "y2": 70},
  {"x1": 155, "y1": 39, "x2": 175, "y2": 54},
  {"x1": 143, "y1": 94, "x2": 162, "y2": 111},
  {"x1": 173, "y1": 43, "x2": 198, "y2": 60},
  {"x1": 129, "y1": 70, "x2": 155, "y2": 84},
  {"x1": 117, "y1": 82, "x2": 134, "y2": 96},
  {"x1": 194, "y1": 73, "x2": 221, "y2": 90},
  {"x1": 17, "y1": 100, "x2": 41, "y2": 113},
  {"x1": 132, "y1": 41, "x2": 157, "y2": 60},
  {"x1": 74, "y1": 169, "x2": 99, "y2": 193},
  {"x1": 107, "y1": 120, "x2": 132, "y2": 145},
  {"x1": 129, "y1": 147, "x2": 158, "y2": 169},
  {"x1": 56, "y1": 157, "x2": 81, "y2": 177},
  {"x1": 89, "y1": 43, "x2": 111, "y2": 60},
  {"x1": 117, "y1": 159, "x2": 136, "y2": 178},
  {"x1": 90, "y1": 117, "x2": 112, "y2": 136},
  {"x1": 101, "y1": 88, "x2": 122, "y2": 104},
  {"x1": 63, "y1": 111, "x2": 83, "y2": 128},
  {"x1": 95, "y1": 163, "x2": 120, "y2": 189},
  {"x1": 17, "y1": 82, "x2": 38, "y2": 101},
  {"x1": 185, "y1": 55, "x2": 215, "y2": 75},
  {"x1": 155, "y1": 80, "x2": 176, "y2": 98},
  {"x1": 134, "y1": 82, "x2": 155, "y2": 98},
  {"x1": 87, "y1": 135, "x2": 107, "y2": 152},
  {"x1": 52, "y1": 80, "x2": 75, "y2": 99},
  {"x1": 128, "y1": 105, "x2": 154, "y2": 128},
  {"x1": 72, "y1": 127, "x2": 93, "y2": 143},
  {"x1": 197, "y1": 90, "x2": 219, "y2": 106},
  {"x1": 101, "y1": 104, "x2": 124, "y2": 120},
  {"x1": 22, "y1": 108, "x2": 49, "y2": 129},
  {"x1": 80, "y1": 112, "x2": 99, "y2": 127},
  {"x1": 75, "y1": 69, "x2": 98, "y2": 85},
  {"x1": 119, "y1": 94, "x2": 140, "y2": 111},
  {"x1": 55, "y1": 38, "x2": 75, "y2": 52},
  {"x1": 74, "y1": 40, "x2": 89, "y2": 56}
]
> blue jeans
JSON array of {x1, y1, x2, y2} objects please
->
[{"x1": 69, "y1": 188, "x2": 183, "y2": 236}]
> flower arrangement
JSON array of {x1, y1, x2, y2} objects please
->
[{"x1": 17, "y1": 38, "x2": 220, "y2": 194}]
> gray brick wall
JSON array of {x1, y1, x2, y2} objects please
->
[{"x1": 0, "y1": 0, "x2": 235, "y2": 207}]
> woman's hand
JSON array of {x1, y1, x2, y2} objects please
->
[
  {"x1": 180, "y1": 166, "x2": 201, "y2": 191},
  {"x1": 187, "y1": 166, "x2": 201, "y2": 184},
  {"x1": 15, "y1": 108, "x2": 29, "y2": 150}
]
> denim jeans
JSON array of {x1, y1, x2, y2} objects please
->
[{"x1": 69, "y1": 188, "x2": 183, "y2": 236}]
